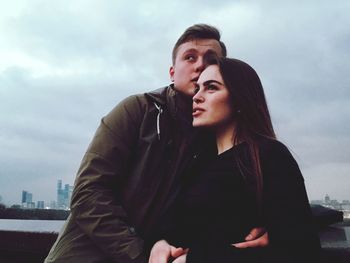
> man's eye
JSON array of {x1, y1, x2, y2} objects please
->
[
  {"x1": 194, "y1": 86, "x2": 200, "y2": 94},
  {"x1": 185, "y1": 55, "x2": 196, "y2": 61}
]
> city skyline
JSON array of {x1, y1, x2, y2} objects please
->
[
  {"x1": 2, "y1": 187, "x2": 350, "y2": 221},
  {"x1": 0, "y1": 179, "x2": 73, "y2": 209},
  {"x1": 1, "y1": 185, "x2": 350, "y2": 209}
]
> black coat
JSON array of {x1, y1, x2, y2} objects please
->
[{"x1": 157, "y1": 138, "x2": 321, "y2": 262}]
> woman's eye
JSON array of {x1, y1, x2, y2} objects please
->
[
  {"x1": 194, "y1": 86, "x2": 200, "y2": 94},
  {"x1": 207, "y1": 84, "x2": 217, "y2": 90}
]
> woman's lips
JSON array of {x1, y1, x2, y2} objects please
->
[{"x1": 192, "y1": 107, "x2": 205, "y2": 117}]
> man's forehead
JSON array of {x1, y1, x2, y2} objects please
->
[{"x1": 178, "y1": 39, "x2": 222, "y2": 53}]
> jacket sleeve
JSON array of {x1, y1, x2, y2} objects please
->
[
  {"x1": 186, "y1": 140, "x2": 321, "y2": 263},
  {"x1": 70, "y1": 95, "x2": 147, "y2": 263}
]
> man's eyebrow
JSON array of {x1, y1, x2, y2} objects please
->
[
  {"x1": 203, "y1": 80, "x2": 224, "y2": 86},
  {"x1": 182, "y1": 48, "x2": 199, "y2": 54}
]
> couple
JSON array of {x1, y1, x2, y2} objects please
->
[{"x1": 45, "y1": 24, "x2": 320, "y2": 262}]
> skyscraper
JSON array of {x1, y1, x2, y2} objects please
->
[
  {"x1": 21, "y1": 190, "x2": 28, "y2": 203},
  {"x1": 27, "y1": 193, "x2": 33, "y2": 203},
  {"x1": 57, "y1": 180, "x2": 73, "y2": 210},
  {"x1": 21, "y1": 190, "x2": 34, "y2": 208},
  {"x1": 57, "y1": 180, "x2": 64, "y2": 209},
  {"x1": 37, "y1": 201, "x2": 45, "y2": 209}
]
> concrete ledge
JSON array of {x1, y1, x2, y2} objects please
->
[
  {"x1": 0, "y1": 228, "x2": 349, "y2": 262},
  {"x1": 321, "y1": 248, "x2": 350, "y2": 263},
  {"x1": 0, "y1": 230, "x2": 58, "y2": 254},
  {"x1": 0, "y1": 219, "x2": 349, "y2": 262},
  {"x1": 0, "y1": 230, "x2": 58, "y2": 263}
]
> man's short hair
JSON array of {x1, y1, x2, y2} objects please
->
[{"x1": 172, "y1": 24, "x2": 227, "y2": 64}]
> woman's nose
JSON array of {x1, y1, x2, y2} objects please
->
[{"x1": 193, "y1": 92, "x2": 204, "y2": 103}]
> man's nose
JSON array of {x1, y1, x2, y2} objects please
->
[{"x1": 195, "y1": 57, "x2": 205, "y2": 72}]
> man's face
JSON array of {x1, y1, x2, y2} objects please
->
[{"x1": 170, "y1": 39, "x2": 223, "y2": 97}]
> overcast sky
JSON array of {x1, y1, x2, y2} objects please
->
[{"x1": 0, "y1": 0, "x2": 349, "y2": 206}]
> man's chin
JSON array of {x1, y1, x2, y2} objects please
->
[{"x1": 173, "y1": 84, "x2": 196, "y2": 97}]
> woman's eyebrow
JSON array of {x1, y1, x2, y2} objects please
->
[{"x1": 203, "y1": 80, "x2": 224, "y2": 86}]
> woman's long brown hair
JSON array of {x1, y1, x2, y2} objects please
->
[{"x1": 204, "y1": 53, "x2": 276, "y2": 213}]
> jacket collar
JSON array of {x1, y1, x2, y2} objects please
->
[{"x1": 145, "y1": 84, "x2": 192, "y2": 126}]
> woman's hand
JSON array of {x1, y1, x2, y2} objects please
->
[
  {"x1": 232, "y1": 227, "x2": 269, "y2": 248},
  {"x1": 149, "y1": 240, "x2": 187, "y2": 263}
]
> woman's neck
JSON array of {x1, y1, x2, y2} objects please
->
[{"x1": 215, "y1": 121, "x2": 237, "y2": 155}]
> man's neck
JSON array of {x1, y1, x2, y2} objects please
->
[{"x1": 176, "y1": 91, "x2": 192, "y2": 113}]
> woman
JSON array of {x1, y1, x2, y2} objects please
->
[{"x1": 150, "y1": 56, "x2": 321, "y2": 262}]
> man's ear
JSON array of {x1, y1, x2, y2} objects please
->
[{"x1": 169, "y1": 66, "x2": 174, "y2": 82}]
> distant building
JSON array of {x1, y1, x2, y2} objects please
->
[
  {"x1": 310, "y1": 200, "x2": 323, "y2": 205},
  {"x1": 37, "y1": 201, "x2": 45, "y2": 209},
  {"x1": 57, "y1": 180, "x2": 73, "y2": 210},
  {"x1": 27, "y1": 202, "x2": 35, "y2": 209},
  {"x1": 57, "y1": 180, "x2": 64, "y2": 209},
  {"x1": 27, "y1": 193, "x2": 33, "y2": 203},
  {"x1": 50, "y1": 200, "x2": 57, "y2": 209},
  {"x1": 65, "y1": 184, "x2": 73, "y2": 207},
  {"x1": 21, "y1": 190, "x2": 34, "y2": 208},
  {"x1": 330, "y1": 199, "x2": 341, "y2": 209},
  {"x1": 325, "y1": 194, "x2": 330, "y2": 204},
  {"x1": 311, "y1": 195, "x2": 350, "y2": 219},
  {"x1": 21, "y1": 191, "x2": 28, "y2": 203}
]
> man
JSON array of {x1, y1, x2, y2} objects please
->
[{"x1": 45, "y1": 24, "x2": 267, "y2": 263}]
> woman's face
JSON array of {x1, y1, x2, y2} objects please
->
[{"x1": 193, "y1": 65, "x2": 234, "y2": 129}]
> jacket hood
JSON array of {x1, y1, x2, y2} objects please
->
[{"x1": 145, "y1": 84, "x2": 176, "y2": 104}]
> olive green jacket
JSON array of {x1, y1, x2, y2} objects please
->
[{"x1": 45, "y1": 86, "x2": 197, "y2": 263}]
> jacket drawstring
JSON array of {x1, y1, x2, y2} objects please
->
[{"x1": 153, "y1": 102, "x2": 163, "y2": 140}]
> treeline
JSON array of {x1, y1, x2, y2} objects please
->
[{"x1": 0, "y1": 205, "x2": 69, "y2": 220}]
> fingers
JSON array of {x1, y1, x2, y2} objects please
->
[
  {"x1": 171, "y1": 246, "x2": 189, "y2": 258},
  {"x1": 232, "y1": 232, "x2": 269, "y2": 248},
  {"x1": 149, "y1": 240, "x2": 171, "y2": 263},
  {"x1": 148, "y1": 253, "x2": 168, "y2": 263},
  {"x1": 148, "y1": 240, "x2": 188, "y2": 263},
  {"x1": 245, "y1": 227, "x2": 266, "y2": 241},
  {"x1": 172, "y1": 254, "x2": 187, "y2": 263},
  {"x1": 148, "y1": 251, "x2": 169, "y2": 263},
  {"x1": 171, "y1": 246, "x2": 185, "y2": 258},
  {"x1": 233, "y1": 239, "x2": 258, "y2": 249}
]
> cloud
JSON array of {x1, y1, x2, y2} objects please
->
[{"x1": 0, "y1": 0, "x2": 349, "y2": 205}]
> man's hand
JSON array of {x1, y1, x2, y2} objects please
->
[
  {"x1": 148, "y1": 240, "x2": 187, "y2": 263},
  {"x1": 232, "y1": 227, "x2": 269, "y2": 248},
  {"x1": 172, "y1": 253, "x2": 187, "y2": 263}
]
